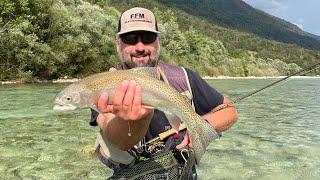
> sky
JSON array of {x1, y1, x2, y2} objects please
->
[{"x1": 243, "y1": 0, "x2": 320, "y2": 36}]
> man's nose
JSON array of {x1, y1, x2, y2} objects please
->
[{"x1": 134, "y1": 38, "x2": 146, "y2": 52}]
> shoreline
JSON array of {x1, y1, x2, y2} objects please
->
[
  {"x1": 1, "y1": 78, "x2": 79, "y2": 85},
  {"x1": 2, "y1": 76, "x2": 319, "y2": 85}
]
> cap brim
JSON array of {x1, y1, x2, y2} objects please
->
[{"x1": 117, "y1": 27, "x2": 160, "y2": 35}]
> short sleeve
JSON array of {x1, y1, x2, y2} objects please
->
[{"x1": 186, "y1": 68, "x2": 224, "y2": 115}]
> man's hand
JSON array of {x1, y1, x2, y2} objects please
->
[
  {"x1": 176, "y1": 131, "x2": 193, "y2": 150},
  {"x1": 95, "y1": 67, "x2": 154, "y2": 150},
  {"x1": 97, "y1": 80, "x2": 153, "y2": 121},
  {"x1": 95, "y1": 69, "x2": 154, "y2": 150}
]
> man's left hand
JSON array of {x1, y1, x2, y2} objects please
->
[{"x1": 176, "y1": 131, "x2": 192, "y2": 150}]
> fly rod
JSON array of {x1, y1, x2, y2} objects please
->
[{"x1": 233, "y1": 61, "x2": 320, "y2": 104}]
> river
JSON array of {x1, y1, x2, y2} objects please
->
[{"x1": 0, "y1": 78, "x2": 319, "y2": 179}]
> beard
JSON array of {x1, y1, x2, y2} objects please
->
[
  {"x1": 120, "y1": 47, "x2": 160, "y2": 69},
  {"x1": 123, "y1": 56, "x2": 158, "y2": 68}
]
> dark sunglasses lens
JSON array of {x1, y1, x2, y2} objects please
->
[
  {"x1": 120, "y1": 32, "x2": 157, "y2": 45},
  {"x1": 120, "y1": 33, "x2": 138, "y2": 45},
  {"x1": 141, "y1": 33, "x2": 157, "y2": 44}
]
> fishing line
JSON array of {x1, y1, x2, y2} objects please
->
[{"x1": 233, "y1": 61, "x2": 320, "y2": 104}]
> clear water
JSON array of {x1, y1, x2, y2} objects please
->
[{"x1": 0, "y1": 78, "x2": 319, "y2": 179}]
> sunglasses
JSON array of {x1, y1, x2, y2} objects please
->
[{"x1": 120, "y1": 31, "x2": 157, "y2": 45}]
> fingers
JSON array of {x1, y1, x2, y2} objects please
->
[
  {"x1": 176, "y1": 131, "x2": 193, "y2": 150},
  {"x1": 122, "y1": 80, "x2": 136, "y2": 112},
  {"x1": 131, "y1": 84, "x2": 153, "y2": 119},
  {"x1": 98, "y1": 92, "x2": 108, "y2": 112},
  {"x1": 97, "y1": 92, "x2": 114, "y2": 113},
  {"x1": 112, "y1": 80, "x2": 144, "y2": 120},
  {"x1": 109, "y1": 79, "x2": 152, "y2": 121},
  {"x1": 131, "y1": 84, "x2": 142, "y2": 114},
  {"x1": 113, "y1": 80, "x2": 129, "y2": 110}
]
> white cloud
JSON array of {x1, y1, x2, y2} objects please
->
[{"x1": 293, "y1": 18, "x2": 304, "y2": 29}]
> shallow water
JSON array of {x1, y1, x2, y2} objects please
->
[{"x1": 0, "y1": 78, "x2": 319, "y2": 179}]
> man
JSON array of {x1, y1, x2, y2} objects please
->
[{"x1": 90, "y1": 7, "x2": 237, "y2": 179}]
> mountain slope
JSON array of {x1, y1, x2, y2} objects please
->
[{"x1": 156, "y1": 0, "x2": 320, "y2": 50}]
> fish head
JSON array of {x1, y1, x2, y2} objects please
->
[{"x1": 53, "y1": 83, "x2": 91, "y2": 112}]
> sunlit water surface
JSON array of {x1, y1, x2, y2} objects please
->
[{"x1": 0, "y1": 78, "x2": 319, "y2": 179}]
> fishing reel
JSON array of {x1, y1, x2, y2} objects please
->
[{"x1": 147, "y1": 140, "x2": 165, "y2": 154}]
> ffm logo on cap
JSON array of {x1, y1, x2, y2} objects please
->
[{"x1": 117, "y1": 7, "x2": 160, "y2": 35}]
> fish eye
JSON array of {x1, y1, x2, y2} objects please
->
[{"x1": 66, "y1": 96, "x2": 72, "y2": 101}]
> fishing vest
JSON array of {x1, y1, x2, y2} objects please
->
[{"x1": 157, "y1": 61, "x2": 195, "y2": 110}]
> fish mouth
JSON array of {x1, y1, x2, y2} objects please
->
[{"x1": 53, "y1": 104, "x2": 78, "y2": 112}]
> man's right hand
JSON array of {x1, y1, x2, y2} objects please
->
[
  {"x1": 95, "y1": 68, "x2": 154, "y2": 150},
  {"x1": 96, "y1": 67, "x2": 154, "y2": 128},
  {"x1": 97, "y1": 79, "x2": 153, "y2": 122}
]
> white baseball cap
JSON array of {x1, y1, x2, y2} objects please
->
[{"x1": 117, "y1": 7, "x2": 160, "y2": 35}]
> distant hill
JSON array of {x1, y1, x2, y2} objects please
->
[{"x1": 157, "y1": 0, "x2": 320, "y2": 50}]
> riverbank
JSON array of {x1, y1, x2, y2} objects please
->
[
  {"x1": 1, "y1": 78, "x2": 79, "y2": 85},
  {"x1": 2, "y1": 75, "x2": 320, "y2": 85}
]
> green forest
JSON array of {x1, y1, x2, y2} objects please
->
[{"x1": 1, "y1": 0, "x2": 319, "y2": 82}]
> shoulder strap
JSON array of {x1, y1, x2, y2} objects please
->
[
  {"x1": 181, "y1": 67, "x2": 195, "y2": 110},
  {"x1": 136, "y1": 61, "x2": 195, "y2": 154},
  {"x1": 157, "y1": 61, "x2": 195, "y2": 110}
]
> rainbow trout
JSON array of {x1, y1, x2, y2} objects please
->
[{"x1": 53, "y1": 67, "x2": 220, "y2": 163}]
